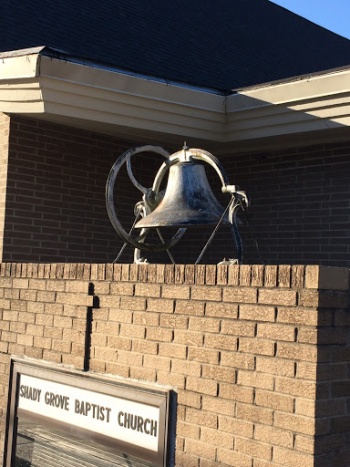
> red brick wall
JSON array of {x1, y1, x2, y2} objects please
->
[
  {"x1": 2, "y1": 114, "x2": 350, "y2": 267},
  {"x1": 0, "y1": 263, "x2": 349, "y2": 466}
]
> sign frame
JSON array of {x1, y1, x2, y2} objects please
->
[{"x1": 4, "y1": 358, "x2": 172, "y2": 467}]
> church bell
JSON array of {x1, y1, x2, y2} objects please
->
[{"x1": 135, "y1": 160, "x2": 225, "y2": 229}]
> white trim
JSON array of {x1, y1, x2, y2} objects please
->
[{"x1": 1, "y1": 50, "x2": 350, "y2": 145}]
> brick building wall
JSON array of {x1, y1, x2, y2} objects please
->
[
  {"x1": 0, "y1": 263, "x2": 349, "y2": 466},
  {"x1": 2, "y1": 115, "x2": 133, "y2": 263},
  {"x1": 1, "y1": 113, "x2": 350, "y2": 266},
  {"x1": 225, "y1": 142, "x2": 350, "y2": 266}
]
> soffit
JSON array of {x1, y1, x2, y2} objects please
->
[{"x1": 1, "y1": 52, "x2": 350, "y2": 151}]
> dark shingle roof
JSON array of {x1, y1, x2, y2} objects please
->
[{"x1": 1, "y1": 0, "x2": 350, "y2": 92}]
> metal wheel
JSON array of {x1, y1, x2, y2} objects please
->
[{"x1": 105, "y1": 145, "x2": 186, "y2": 253}]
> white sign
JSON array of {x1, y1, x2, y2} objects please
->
[{"x1": 18, "y1": 374, "x2": 160, "y2": 452}]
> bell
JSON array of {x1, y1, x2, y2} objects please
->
[{"x1": 135, "y1": 161, "x2": 225, "y2": 228}]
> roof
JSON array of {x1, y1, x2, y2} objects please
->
[{"x1": 1, "y1": 0, "x2": 350, "y2": 92}]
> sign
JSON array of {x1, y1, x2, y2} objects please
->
[{"x1": 18, "y1": 374, "x2": 161, "y2": 452}]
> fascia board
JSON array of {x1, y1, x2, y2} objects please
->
[
  {"x1": 225, "y1": 68, "x2": 350, "y2": 141},
  {"x1": 39, "y1": 77, "x2": 226, "y2": 140},
  {"x1": 0, "y1": 53, "x2": 44, "y2": 112},
  {"x1": 0, "y1": 52, "x2": 40, "y2": 80},
  {"x1": 231, "y1": 67, "x2": 350, "y2": 105},
  {"x1": 39, "y1": 56, "x2": 224, "y2": 111},
  {"x1": 38, "y1": 56, "x2": 227, "y2": 141},
  {"x1": 1, "y1": 52, "x2": 350, "y2": 143}
]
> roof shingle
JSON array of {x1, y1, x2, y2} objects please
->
[{"x1": 1, "y1": 0, "x2": 350, "y2": 92}]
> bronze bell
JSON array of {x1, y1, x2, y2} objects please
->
[{"x1": 135, "y1": 160, "x2": 225, "y2": 228}]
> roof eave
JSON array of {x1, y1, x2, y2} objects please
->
[
  {"x1": 1, "y1": 48, "x2": 350, "y2": 148},
  {"x1": 227, "y1": 66, "x2": 350, "y2": 142}
]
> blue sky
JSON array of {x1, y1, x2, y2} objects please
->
[{"x1": 269, "y1": 0, "x2": 350, "y2": 39}]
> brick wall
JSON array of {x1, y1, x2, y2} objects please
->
[
  {"x1": 3, "y1": 115, "x2": 134, "y2": 263},
  {"x1": 0, "y1": 263, "x2": 349, "y2": 466},
  {"x1": 1, "y1": 114, "x2": 350, "y2": 266},
  {"x1": 222, "y1": 142, "x2": 350, "y2": 266}
]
